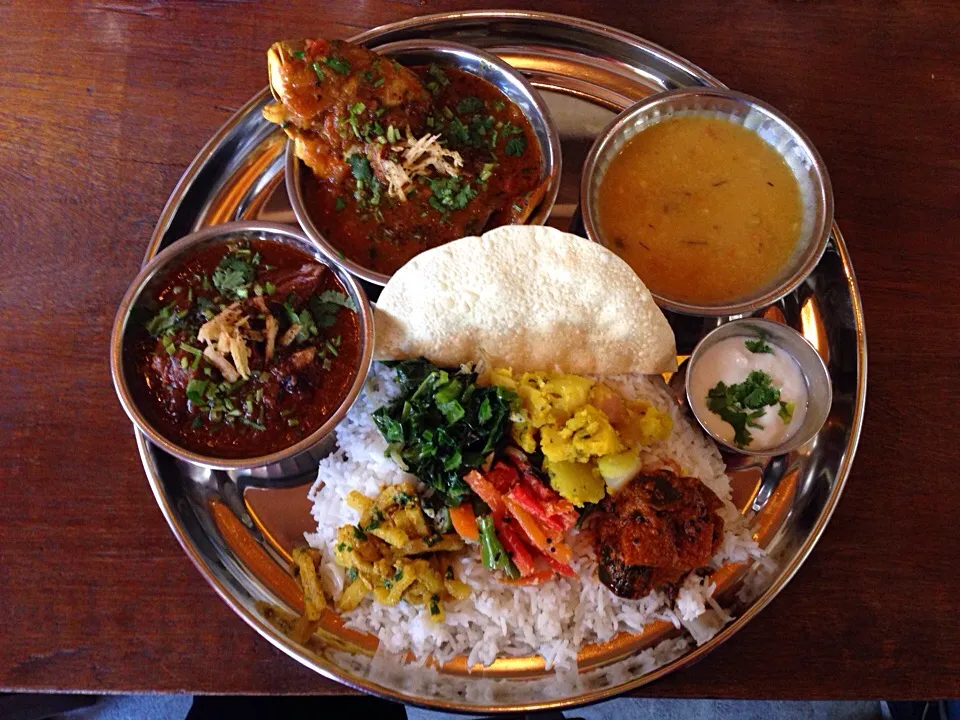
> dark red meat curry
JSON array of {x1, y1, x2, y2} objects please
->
[
  {"x1": 128, "y1": 239, "x2": 361, "y2": 458},
  {"x1": 263, "y1": 39, "x2": 546, "y2": 276}
]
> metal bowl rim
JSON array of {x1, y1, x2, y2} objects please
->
[
  {"x1": 285, "y1": 37, "x2": 562, "y2": 287},
  {"x1": 579, "y1": 86, "x2": 835, "y2": 317},
  {"x1": 683, "y1": 317, "x2": 834, "y2": 456},
  {"x1": 110, "y1": 220, "x2": 375, "y2": 471}
]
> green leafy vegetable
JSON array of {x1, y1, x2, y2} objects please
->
[
  {"x1": 745, "y1": 337, "x2": 773, "y2": 354},
  {"x1": 311, "y1": 61, "x2": 324, "y2": 83},
  {"x1": 477, "y1": 515, "x2": 520, "y2": 578},
  {"x1": 373, "y1": 358, "x2": 517, "y2": 505},
  {"x1": 706, "y1": 370, "x2": 782, "y2": 448},
  {"x1": 212, "y1": 251, "x2": 255, "y2": 300},
  {"x1": 322, "y1": 55, "x2": 351, "y2": 74}
]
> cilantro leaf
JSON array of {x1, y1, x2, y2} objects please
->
[
  {"x1": 456, "y1": 96, "x2": 484, "y2": 114},
  {"x1": 706, "y1": 371, "x2": 783, "y2": 448},
  {"x1": 745, "y1": 337, "x2": 773, "y2": 354},
  {"x1": 349, "y1": 154, "x2": 374, "y2": 185},
  {"x1": 504, "y1": 134, "x2": 526, "y2": 157},
  {"x1": 428, "y1": 177, "x2": 476, "y2": 214},
  {"x1": 212, "y1": 252, "x2": 255, "y2": 300},
  {"x1": 315, "y1": 289, "x2": 358, "y2": 312}
]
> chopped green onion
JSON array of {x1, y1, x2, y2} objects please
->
[
  {"x1": 241, "y1": 418, "x2": 266, "y2": 431},
  {"x1": 186, "y1": 379, "x2": 209, "y2": 404}
]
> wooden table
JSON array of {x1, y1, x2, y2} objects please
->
[{"x1": 1, "y1": 0, "x2": 957, "y2": 700}]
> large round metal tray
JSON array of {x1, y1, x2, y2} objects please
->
[{"x1": 137, "y1": 10, "x2": 866, "y2": 713}]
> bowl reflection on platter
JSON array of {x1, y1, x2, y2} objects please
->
[
  {"x1": 286, "y1": 38, "x2": 562, "y2": 287},
  {"x1": 580, "y1": 87, "x2": 834, "y2": 317},
  {"x1": 110, "y1": 221, "x2": 374, "y2": 472}
]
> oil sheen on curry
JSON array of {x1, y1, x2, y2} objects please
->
[
  {"x1": 129, "y1": 238, "x2": 361, "y2": 458},
  {"x1": 596, "y1": 115, "x2": 803, "y2": 305},
  {"x1": 264, "y1": 39, "x2": 546, "y2": 275}
]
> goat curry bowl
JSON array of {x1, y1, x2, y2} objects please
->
[
  {"x1": 268, "y1": 38, "x2": 561, "y2": 285},
  {"x1": 110, "y1": 221, "x2": 374, "y2": 470}
]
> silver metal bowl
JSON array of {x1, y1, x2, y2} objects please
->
[
  {"x1": 685, "y1": 318, "x2": 833, "y2": 456},
  {"x1": 110, "y1": 221, "x2": 374, "y2": 471},
  {"x1": 287, "y1": 38, "x2": 562, "y2": 286},
  {"x1": 580, "y1": 88, "x2": 834, "y2": 316}
]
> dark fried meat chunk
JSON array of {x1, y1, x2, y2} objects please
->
[{"x1": 594, "y1": 470, "x2": 724, "y2": 599}]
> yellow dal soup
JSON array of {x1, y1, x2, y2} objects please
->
[{"x1": 596, "y1": 115, "x2": 803, "y2": 306}]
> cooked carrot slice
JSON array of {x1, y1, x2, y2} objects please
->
[
  {"x1": 464, "y1": 470, "x2": 506, "y2": 518},
  {"x1": 503, "y1": 494, "x2": 573, "y2": 565},
  {"x1": 502, "y1": 569, "x2": 554, "y2": 586},
  {"x1": 449, "y1": 503, "x2": 479, "y2": 543},
  {"x1": 509, "y1": 483, "x2": 566, "y2": 533},
  {"x1": 485, "y1": 461, "x2": 520, "y2": 493}
]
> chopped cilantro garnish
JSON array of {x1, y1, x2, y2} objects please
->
[
  {"x1": 346, "y1": 567, "x2": 358, "y2": 582},
  {"x1": 745, "y1": 337, "x2": 773, "y2": 354},
  {"x1": 212, "y1": 250, "x2": 255, "y2": 300},
  {"x1": 706, "y1": 370, "x2": 782, "y2": 448},
  {"x1": 456, "y1": 96, "x2": 484, "y2": 114},
  {"x1": 292, "y1": 51, "x2": 305, "y2": 60},
  {"x1": 186, "y1": 379, "x2": 209, "y2": 404},
  {"x1": 349, "y1": 154, "x2": 374, "y2": 185},
  {"x1": 445, "y1": 116, "x2": 470, "y2": 146},
  {"x1": 334, "y1": 197, "x2": 346, "y2": 211},
  {"x1": 145, "y1": 302, "x2": 187, "y2": 337},
  {"x1": 428, "y1": 177, "x2": 476, "y2": 214},
  {"x1": 505, "y1": 134, "x2": 526, "y2": 157},
  {"x1": 322, "y1": 55, "x2": 351, "y2": 74},
  {"x1": 427, "y1": 63, "x2": 449, "y2": 89}
]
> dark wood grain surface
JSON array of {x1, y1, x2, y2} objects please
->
[{"x1": 1, "y1": 0, "x2": 958, "y2": 699}]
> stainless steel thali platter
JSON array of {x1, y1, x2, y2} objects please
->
[{"x1": 137, "y1": 10, "x2": 867, "y2": 713}]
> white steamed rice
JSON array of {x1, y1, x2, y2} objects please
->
[{"x1": 305, "y1": 363, "x2": 764, "y2": 671}]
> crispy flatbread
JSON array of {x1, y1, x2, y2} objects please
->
[{"x1": 374, "y1": 226, "x2": 677, "y2": 375}]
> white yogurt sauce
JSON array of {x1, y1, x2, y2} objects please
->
[{"x1": 689, "y1": 336, "x2": 808, "y2": 450}]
